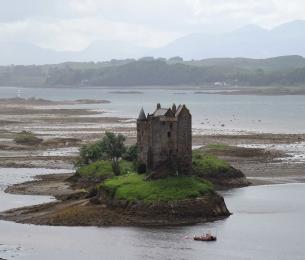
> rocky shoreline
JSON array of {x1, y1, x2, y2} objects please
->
[{"x1": 0, "y1": 173, "x2": 230, "y2": 226}]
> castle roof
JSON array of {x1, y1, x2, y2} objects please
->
[
  {"x1": 138, "y1": 107, "x2": 146, "y2": 120},
  {"x1": 153, "y1": 108, "x2": 170, "y2": 117},
  {"x1": 141, "y1": 103, "x2": 190, "y2": 121},
  {"x1": 175, "y1": 104, "x2": 187, "y2": 117}
]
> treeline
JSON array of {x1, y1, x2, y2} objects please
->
[{"x1": 0, "y1": 56, "x2": 305, "y2": 87}]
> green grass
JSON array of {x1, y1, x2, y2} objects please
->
[
  {"x1": 77, "y1": 160, "x2": 135, "y2": 180},
  {"x1": 101, "y1": 173, "x2": 213, "y2": 202},
  {"x1": 192, "y1": 150, "x2": 230, "y2": 176},
  {"x1": 119, "y1": 160, "x2": 135, "y2": 175}
]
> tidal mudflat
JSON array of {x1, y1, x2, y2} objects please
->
[{"x1": 1, "y1": 89, "x2": 305, "y2": 183}]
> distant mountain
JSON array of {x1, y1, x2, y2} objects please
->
[
  {"x1": 152, "y1": 20, "x2": 305, "y2": 59},
  {"x1": 76, "y1": 41, "x2": 148, "y2": 62},
  {"x1": 0, "y1": 41, "x2": 149, "y2": 65},
  {"x1": 0, "y1": 20, "x2": 304, "y2": 65},
  {"x1": 0, "y1": 42, "x2": 65, "y2": 65}
]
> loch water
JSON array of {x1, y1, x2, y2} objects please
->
[
  {"x1": 0, "y1": 168, "x2": 305, "y2": 260},
  {"x1": 1, "y1": 86, "x2": 305, "y2": 134}
]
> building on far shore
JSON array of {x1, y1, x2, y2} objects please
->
[{"x1": 137, "y1": 103, "x2": 192, "y2": 175}]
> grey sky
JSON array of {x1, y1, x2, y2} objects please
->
[{"x1": 0, "y1": 0, "x2": 304, "y2": 51}]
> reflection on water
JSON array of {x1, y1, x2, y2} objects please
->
[{"x1": 0, "y1": 167, "x2": 305, "y2": 259}]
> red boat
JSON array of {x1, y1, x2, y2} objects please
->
[{"x1": 193, "y1": 234, "x2": 217, "y2": 242}]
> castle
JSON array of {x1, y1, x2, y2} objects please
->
[{"x1": 137, "y1": 103, "x2": 192, "y2": 175}]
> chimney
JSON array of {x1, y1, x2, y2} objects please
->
[{"x1": 157, "y1": 103, "x2": 161, "y2": 109}]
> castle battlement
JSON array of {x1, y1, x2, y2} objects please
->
[{"x1": 137, "y1": 103, "x2": 192, "y2": 175}]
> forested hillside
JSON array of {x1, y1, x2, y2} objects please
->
[{"x1": 0, "y1": 56, "x2": 304, "y2": 87}]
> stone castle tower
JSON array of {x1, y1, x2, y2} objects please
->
[{"x1": 137, "y1": 103, "x2": 192, "y2": 175}]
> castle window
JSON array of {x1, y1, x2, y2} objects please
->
[
  {"x1": 170, "y1": 123, "x2": 173, "y2": 129},
  {"x1": 167, "y1": 132, "x2": 171, "y2": 138}
]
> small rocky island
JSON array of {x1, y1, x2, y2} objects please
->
[{"x1": 0, "y1": 103, "x2": 249, "y2": 226}]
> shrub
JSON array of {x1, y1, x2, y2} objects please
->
[
  {"x1": 99, "y1": 132, "x2": 126, "y2": 176},
  {"x1": 78, "y1": 132, "x2": 127, "y2": 176},
  {"x1": 76, "y1": 160, "x2": 135, "y2": 181},
  {"x1": 122, "y1": 144, "x2": 138, "y2": 162},
  {"x1": 78, "y1": 141, "x2": 106, "y2": 165}
]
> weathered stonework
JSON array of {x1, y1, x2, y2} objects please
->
[{"x1": 137, "y1": 103, "x2": 192, "y2": 175}]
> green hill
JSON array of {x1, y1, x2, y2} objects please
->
[{"x1": 0, "y1": 55, "x2": 305, "y2": 87}]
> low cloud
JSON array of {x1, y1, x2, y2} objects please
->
[{"x1": 0, "y1": 0, "x2": 304, "y2": 51}]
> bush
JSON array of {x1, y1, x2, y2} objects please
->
[
  {"x1": 14, "y1": 131, "x2": 43, "y2": 145},
  {"x1": 76, "y1": 160, "x2": 135, "y2": 181},
  {"x1": 78, "y1": 141, "x2": 106, "y2": 165},
  {"x1": 122, "y1": 144, "x2": 138, "y2": 162},
  {"x1": 101, "y1": 173, "x2": 213, "y2": 202},
  {"x1": 78, "y1": 132, "x2": 127, "y2": 176}
]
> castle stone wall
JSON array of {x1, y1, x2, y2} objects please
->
[{"x1": 137, "y1": 104, "x2": 192, "y2": 175}]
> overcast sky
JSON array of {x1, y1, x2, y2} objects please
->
[{"x1": 0, "y1": 0, "x2": 304, "y2": 51}]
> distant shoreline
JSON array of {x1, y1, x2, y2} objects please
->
[{"x1": 1, "y1": 85, "x2": 305, "y2": 96}]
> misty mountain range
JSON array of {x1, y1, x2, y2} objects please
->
[{"x1": 1, "y1": 20, "x2": 305, "y2": 65}]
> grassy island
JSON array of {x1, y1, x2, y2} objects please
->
[
  {"x1": 72, "y1": 133, "x2": 247, "y2": 218},
  {"x1": 75, "y1": 140, "x2": 246, "y2": 200},
  {"x1": 101, "y1": 173, "x2": 212, "y2": 202},
  {"x1": 0, "y1": 134, "x2": 240, "y2": 227}
]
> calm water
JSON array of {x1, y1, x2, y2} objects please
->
[
  {"x1": 1, "y1": 86, "x2": 305, "y2": 133},
  {"x1": 0, "y1": 168, "x2": 305, "y2": 260}
]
